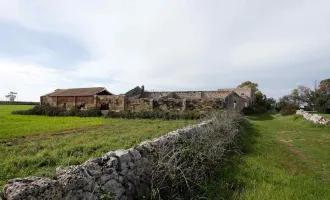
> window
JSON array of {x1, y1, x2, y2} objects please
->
[{"x1": 241, "y1": 93, "x2": 244, "y2": 95}]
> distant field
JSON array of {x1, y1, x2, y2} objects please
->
[
  {"x1": 0, "y1": 105, "x2": 104, "y2": 139},
  {"x1": 206, "y1": 114, "x2": 330, "y2": 199},
  {"x1": 319, "y1": 113, "x2": 330, "y2": 119},
  {"x1": 0, "y1": 105, "x2": 195, "y2": 188}
]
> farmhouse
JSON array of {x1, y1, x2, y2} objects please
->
[
  {"x1": 40, "y1": 87, "x2": 115, "y2": 110},
  {"x1": 41, "y1": 86, "x2": 255, "y2": 112}
]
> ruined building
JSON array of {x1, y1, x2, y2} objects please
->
[{"x1": 40, "y1": 86, "x2": 255, "y2": 112}]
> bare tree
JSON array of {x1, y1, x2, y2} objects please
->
[{"x1": 5, "y1": 91, "x2": 18, "y2": 102}]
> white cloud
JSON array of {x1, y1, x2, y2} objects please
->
[{"x1": 0, "y1": 0, "x2": 330, "y2": 100}]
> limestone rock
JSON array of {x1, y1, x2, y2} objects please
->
[{"x1": 3, "y1": 177, "x2": 62, "y2": 200}]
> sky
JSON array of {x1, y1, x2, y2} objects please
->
[{"x1": 0, "y1": 0, "x2": 329, "y2": 101}]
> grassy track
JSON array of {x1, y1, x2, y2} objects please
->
[
  {"x1": 0, "y1": 105, "x2": 104, "y2": 139},
  {"x1": 319, "y1": 113, "x2": 330, "y2": 119},
  {"x1": 206, "y1": 114, "x2": 330, "y2": 200},
  {"x1": 0, "y1": 105, "x2": 195, "y2": 188}
]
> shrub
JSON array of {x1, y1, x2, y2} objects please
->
[
  {"x1": 12, "y1": 105, "x2": 102, "y2": 117},
  {"x1": 0, "y1": 101, "x2": 39, "y2": 105},
  {"x1": 149, "y1": 110, "x2": 243, "y2": 199},
  {"x1": 106, "y1": 110, "x2": 205, "y2": 120},
  {"x1": 242, "y1": 105, "x2": 268, "y2": 115},
  {"x1": 86, "y1": 108, "x2": 103, "y2": 117},
  {"x1": 280, "y1": 104, "x2": 298, "y2": 116}
]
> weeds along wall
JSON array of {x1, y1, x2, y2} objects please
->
[{"x1": 1, "y1": 111, "x2": 243, "y2": 200}]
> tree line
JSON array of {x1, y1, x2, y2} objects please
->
[{"x1": 277, "y1": 79, "x2": 330, "y2": 114}]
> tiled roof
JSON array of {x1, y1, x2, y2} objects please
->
[{"x1": 48, "y1": 87, "x2": 112, "y2": 97}]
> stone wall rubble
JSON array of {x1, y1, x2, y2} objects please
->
[
  {"x1": 1, "y1": 121, "x2": 212, "y2": 200},
  {"x1": 296, "y1": 110, "x2": 330, "y2": 125}
]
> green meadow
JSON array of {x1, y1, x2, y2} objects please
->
[
  {"x1": 0, "y1": 105, "x2": 195, "y2": 188},
  {"x1": 206, "y1": 114, "x2": 330, "y2": 200},
  {"x1": 2, "y1": 105, "x2": 330, "y2": 199},
  {"x1": 0, "y1": 105, "x2": 104, "y2": 139}
]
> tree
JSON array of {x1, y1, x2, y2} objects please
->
[
  {"x1": 319, "y1": 79, "x2": 330, "y2": 95},
  {"x1": 5, "y1": 91, "x2": 17, "y2": 102},
  {"x1": 237, "y1": 81, "x2": 259, "y2": 91},
  {"x1": 314, "y1": 79, "x2": 330, "y2": 113}
]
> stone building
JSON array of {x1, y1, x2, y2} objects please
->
[
  {"x1": 40, "y1": 87, "x2": 114, "y2": 110},
  {"x1": 41, "y1": 86, "x2": 255, "y2": 112},
  {"x1": 123, "y1": 86, "x2": 255, "y2": 112}
]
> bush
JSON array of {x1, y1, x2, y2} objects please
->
[
  {"x1": 106, "y1": 110, "x2": 205, "y2": 120},
  {"x1": 242, "y1": 105, "x2": 268, "y2": 115},
  {"x1": 280, "y1": 104, "x2": 298, "y2": 116},
  {"x1": 149, "y1": 110, "x2": 243, "y2": 199},
  {"x1": 12, "y1": 105, "x2": 102, "y2": 117},
  {"x1": 0, "y1": 101, "x2": 39, "y2": 105}
]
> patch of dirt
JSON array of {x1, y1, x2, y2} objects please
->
[
  {"x1": 0, "y1": 125, "x2": 104, "y2": 146},
  {"x1": 279, "y1": 139, "x2": 293, "y2": 143},
  {"x1": 277, "y1": 130, "x2": 298, "y2": 134},
  {"x1": 314, "y1": 139, "x2": 326, "y2": 144},
  {"x1": 279, "y1": 139, "x2": 320, "y2": 167}
]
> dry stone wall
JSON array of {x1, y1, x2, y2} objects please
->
[
  {"x1": 296, "y1": 110, "x2": 330, "y2": 125},
  {"x1": 1, "y1": 121, "x2": 212, "y2": 200}
]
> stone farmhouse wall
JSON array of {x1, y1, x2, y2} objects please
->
[
  {"x1": 1, "y1": 121, "x2": 212, "y2": 200},
  {"x1": 40, "y1": 86, "x2": 255, "y2": 112},
  {"x1": 40, "y1": 96, "x2": 96, "y2": 109},
  {"x1": 125, "y1": 99, "x2": 153, "y2": 112}
]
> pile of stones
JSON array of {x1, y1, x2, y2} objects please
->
[{"x1": 296, "y1": 110, "x2": 330, "y2": 125}]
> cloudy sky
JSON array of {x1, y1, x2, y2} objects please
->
[{"x1": 0, "y1": 0, "x2": 329, "y2": 101}]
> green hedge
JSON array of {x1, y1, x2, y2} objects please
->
[
  {"x1": 242, "y1": 105, "x2": 268, "y2": 115},
  {"x1": 106, "y1": 110, "x2": 205, "y2": 120},
  {"x1": 280, "y1": 104, "x2": 299, "y2": 116},
  {"x1": 0, "y1": 101, "x2": 39, "y2": 105},
  {"x1": 12, "y1": 105, "x2": 102, "y2": 117}
]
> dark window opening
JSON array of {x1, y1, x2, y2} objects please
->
[
  {"x1": 100, "y1": 103, "x2": 109, "y2": 110},
  {"x1": 78, "y1": 103, "x2": 86, "y2": 109}
]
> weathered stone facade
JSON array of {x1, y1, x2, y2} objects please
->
[{"x1": 41, "y1": 86, "x2": 256, "y2": 112}]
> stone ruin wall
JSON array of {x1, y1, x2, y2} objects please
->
[
  {"x1": 76, "y1": 96, "x2": 96, "y2": 109},
  {"x1": 225, "y1": 93, "x2": 246, "y2": 110},
  {"x1": 98, "y1": 95, "x2": 126, "y2": 112},
  {"x1": 40, "y1": 96, "x2": 56, "y2": 107},
  {"x1": 1, "y1": 121, "x2": 212, "y2": 200},
  {"x1": 154, "y1": 99, "x2": 184, "y2": 111},
  {"x1": 41, "y1": 96, "x2": 96, "y2": 109},
  {"x1": 57, "y1": 97, "x2": 75, "y2": 108},
  {"x1": 125, "y1": 99, "x2": 153, "y2": 112},
  {"x1": 40, "y1": 87, "x2": 251, "y2": 112},
  {"x1": 296, "y1": 110, "x2": 330, "y2": 125},
  {"x1": 232, "y1": 87, "x2": 255, "y2": 106}
]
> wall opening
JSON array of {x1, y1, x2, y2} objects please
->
[{"x1": 100, "y1": 103, "x2": 109, "y2": 110}]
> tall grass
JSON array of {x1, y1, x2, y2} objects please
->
[
  {"x1": 205, "y1": 114, "x2": 330, "y2": 199},
  {"x1": 0, "y1": 105, "x2": 195, "y2": 189}
]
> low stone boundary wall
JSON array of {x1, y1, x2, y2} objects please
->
[
  {"x1": 296, "y1": 110, "x2": 330, "y2": 125},
  {"x1": 1, "y1": 121, "x2": 213, "y2": 200}
]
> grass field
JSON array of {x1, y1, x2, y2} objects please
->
[
  {"x1": 0, "y1": 105, "x2": 104, "y2": 139},
  {"x1": 319, "y1": 113, "x2": 330, "y2": 119},
  {"x1": 0, "y1": 105, "x2": 195, "y2": 188},
  {"x1": 206, "y1": 114, "x2": 330, "y2": 200}
]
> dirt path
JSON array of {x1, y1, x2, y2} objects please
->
[{"x1": 279, "y1": 138, "x2": 320, "y2": 167}]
